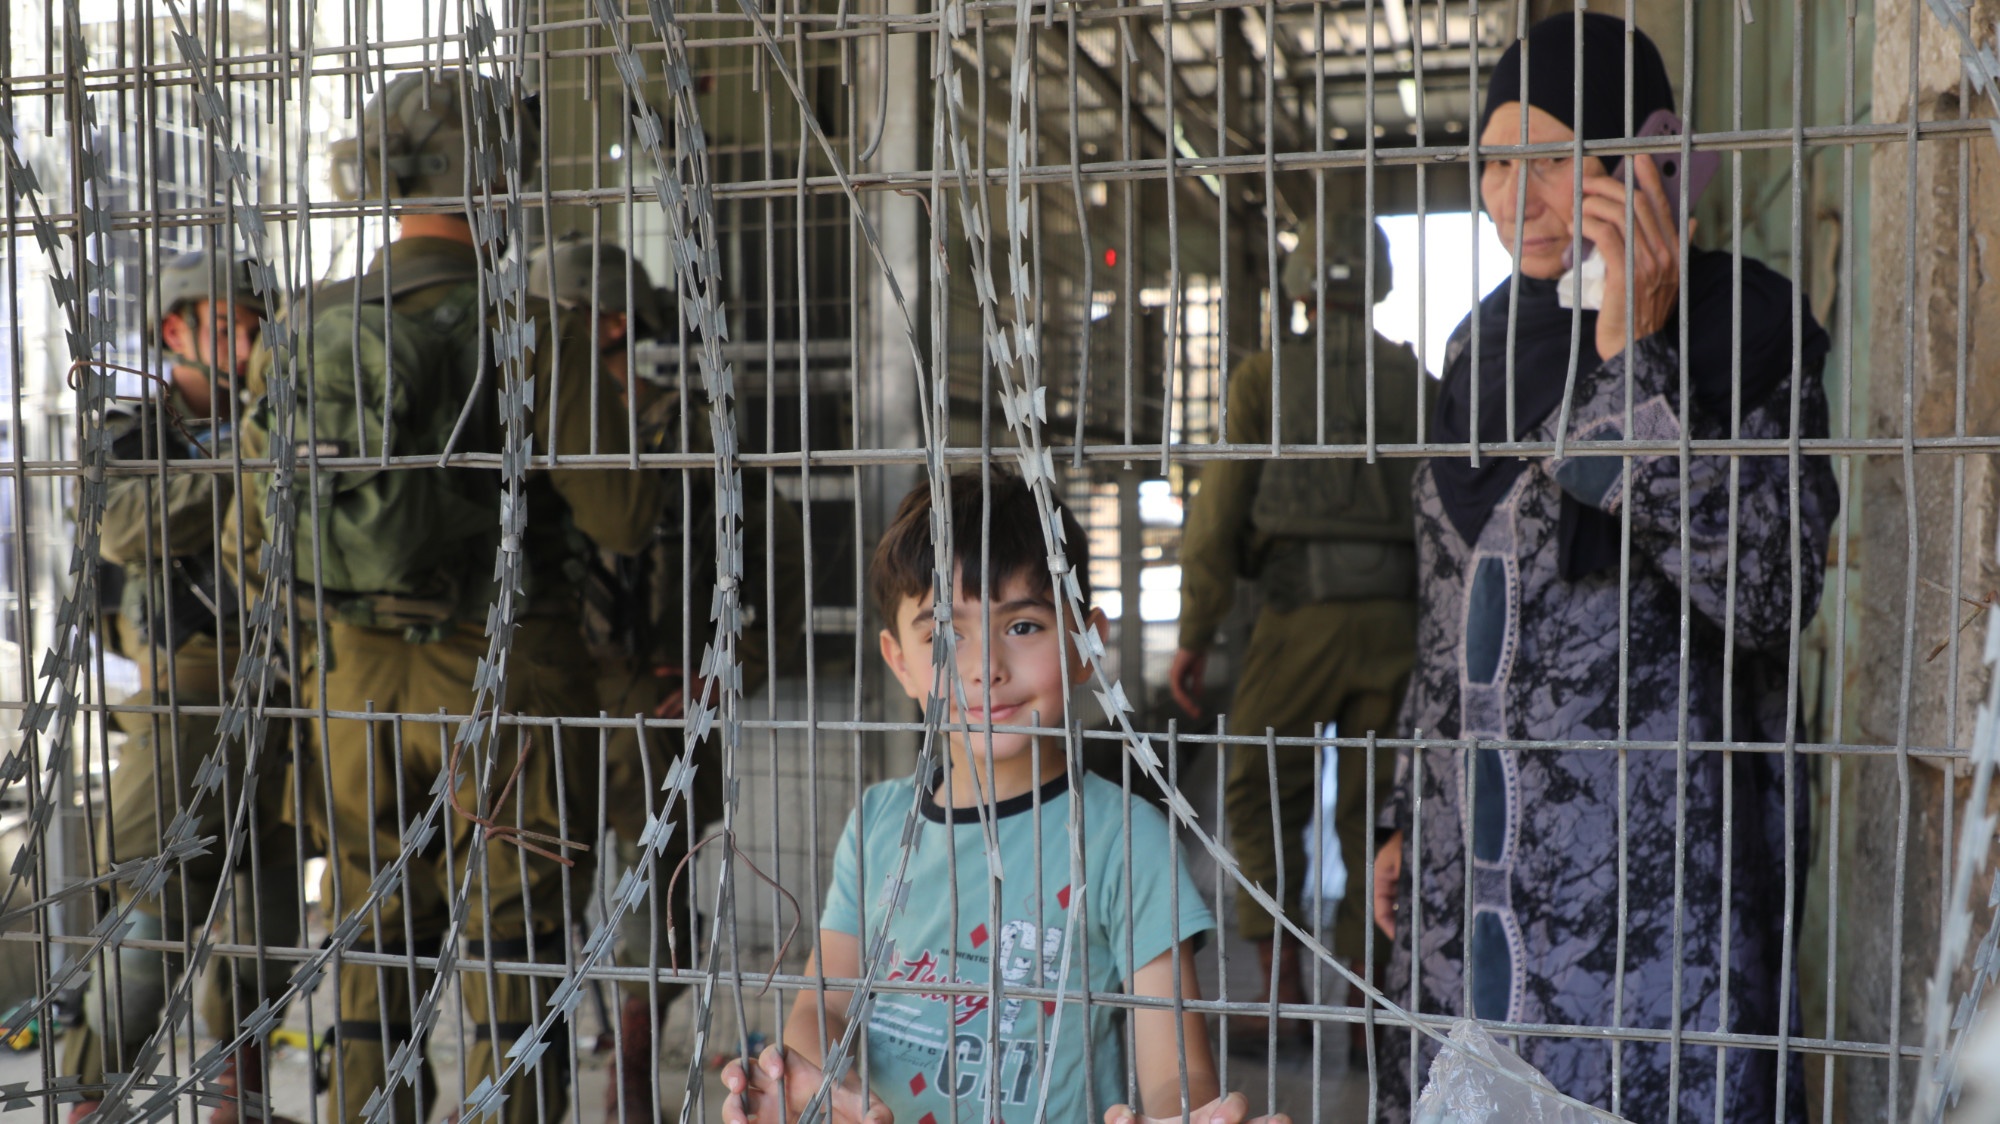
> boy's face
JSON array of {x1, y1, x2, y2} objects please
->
[{"x1": 879, "y1": 566, "x2": 1105, "y2": 767}]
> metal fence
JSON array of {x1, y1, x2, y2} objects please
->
[{"x1": 1, "y1": 0, "x2": 1997, "y2": 1120}]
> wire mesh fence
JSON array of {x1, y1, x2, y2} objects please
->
[{"x1": 0, "y1": 0, "x2": 1996, "y2": 1121}]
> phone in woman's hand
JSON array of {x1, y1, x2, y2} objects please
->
[
  {"x1": 1562, "y1": 109, "x2": 1719, "y2": 269},
  {"x1": 1637, "y1": 108, "x2": 1720, "y2": 228}
]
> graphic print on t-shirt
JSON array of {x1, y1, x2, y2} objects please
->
[{"x1": 871, "y1": 900, "x2": 1072, "y2": 1113}]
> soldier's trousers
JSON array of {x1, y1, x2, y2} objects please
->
[
  {"x1": 62, "y1": 643, "x2": 302, "y2": 1097},
  {"x1": 593, "y1": 657, "x2": 724, "y2": 1002},
  {"x1": 306, "y1": 619, "x2": 599, "y2": 1124},
  {"x1": 1222, "y1": 597, "x2": 1415, "y2": 960}
]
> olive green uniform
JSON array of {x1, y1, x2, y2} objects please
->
[
  {"x1": 1178, "y1": 326, "x2": 1424, "y2": 958},
  {"x1": 583, "y1": 387, "x2": 807, "y2": 998},
  {"x1": 63, "y1": 390, "x2": 302, "y2": 1093},
  {"x1": 244, "y1": 237, "x2": 661, "y2": 1124}
]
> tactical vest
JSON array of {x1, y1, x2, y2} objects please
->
[
  {"x1": 1249, "y1": 327, "x2": 1425, "y2": 608},
  {"x1": 254, "y1": 249, "x2": 502, "y2": 639}
]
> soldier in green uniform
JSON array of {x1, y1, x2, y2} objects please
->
[
  {"x1": 64, "y1": 251, "x2": 303, "y2": 1123},
  {"x1": 238, "y1": 72, "x2": 661, "y2": 1124},
  {"x1": 1170, "y1": 218, "x2": 1424, "y2": 1050},
  {"x1": 526, "y1": 238, "x2": 807, "y2": 1122}
]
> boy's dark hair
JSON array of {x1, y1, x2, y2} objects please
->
[{"x1": 870, "y1": 470, "x2": 1091, "y2": 624}]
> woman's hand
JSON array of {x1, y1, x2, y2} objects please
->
[
  {"x1": 720, "y1": 1043, "x2": 892, "y2": 1124},
  {"x1": 1578, "y1": 151, "x2": 1689, "y2": 362},
  {"x1": 1103, "y1": 1092, "x2": 1291, "y2": 1124},
  {"x1": 1374, "y1": 831, "x2": 1404, "y2": 939}
]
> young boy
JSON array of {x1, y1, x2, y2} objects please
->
[{"x1": 723, "y1": 472, "x2": 1286, "y2": 1124}]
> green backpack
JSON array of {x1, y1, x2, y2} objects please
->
[{"x1": 253, "y1": 254, "x2": 500, "y2": 636}]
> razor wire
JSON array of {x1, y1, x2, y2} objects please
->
[
  {"x1": 0, "y1": 4, "x2": 568, "y2": 1120},
  {"x1": 703, "y1": 3, "x2": 969, "y2": 1116},
  {"x1": 0, "y1": 8, "x2": 117, "y2": 932},
  {"x1": 928, "y1": 5, "x2": 1636, "y2": 1119},
  {"x1": 698, "y1": 1, "x2": 1635, "y2": 1119},
  {"x1": 372, "y1": 27, "x2": 539, "y2": 1120},
  {"x1": 451, "y1": 0, "x2": 748, "y2": 1117},
  {"x1": 0, "y1": 3, "x2": 274, "y2": 1106},
  {"x1": 0, "y1": 0, "x2": 481, "y2": 1117},
  {"x1": 68, "y1": 0, "x2": 307, "y2": 1107}
]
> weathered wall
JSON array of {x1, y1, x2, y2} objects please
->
[{"x1": 1852, "y1": 2, "x2": 2000, "y2": 1118}]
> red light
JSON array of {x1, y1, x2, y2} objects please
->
[{"x1": 1104, "y1": 247, "x2": 1118, "y2": 268}]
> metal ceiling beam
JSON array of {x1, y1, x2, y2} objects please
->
[{"x1": 943, "y1": 25, "x2": 1227, "y2": 233}]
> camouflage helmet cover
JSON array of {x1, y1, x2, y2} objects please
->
[
  {"x1": 329, "y1": 69, "x2": 540, "y2": 201},
  {"x1": 156, "y1": 250, "x2": 266, "y2": 342},
  {"x1": 1282, "y1": 215, "x2": 1394, "y2": 304},
  {"x1": 526, "y1": 238, "x2": 672, "y2": 341}
]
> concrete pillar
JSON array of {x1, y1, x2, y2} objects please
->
[
  {"x1": 1849, "y1": 4, "x2": 2000, "y2": 1119},
  {"x1": 855, "y1": 0, "x2": 928, "y2": 777}
]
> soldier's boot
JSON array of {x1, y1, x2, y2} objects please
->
[
  {"x1": 1226, "y1": 935, "x2": 1310, "y2": 1055},
  {"x1": 66, "y1": 1103, "x2": 100, "y2": 1122},
  {"x1": 605, "y1": 996, "x2": 659, "y2": 1123},
  {"x1": 209, "y1": 1040, "x2": 303, "y2": 1124}
]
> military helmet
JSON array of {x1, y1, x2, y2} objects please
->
[
  {"x1": 156, "y1": 250, "x2": 265, "y2": 342},
  {"x1": 526, "y1": 238, "x2": 672, "y2": 341},
  {"x1": 328, "y1": 69, "x2": 540, "y2": 201},
  {"x1": 1283, "y1": 216, "x2": 1394, "y2": 304}
]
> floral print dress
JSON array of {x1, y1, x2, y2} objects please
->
[{"x1": 1377, "y1": 326, "x2": 1837, "y2": 1123}]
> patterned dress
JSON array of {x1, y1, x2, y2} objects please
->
[{"x1": 1378, "y1": 326, "x2": 1836, "y2": 1123}]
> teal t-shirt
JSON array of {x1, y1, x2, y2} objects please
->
[{"x1": 821, "y1": 768, "x2": 1215, "y2": 1124}]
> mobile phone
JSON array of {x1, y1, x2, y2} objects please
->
[
  {"x1": 1637, "y1": 108, "x2": 1720, "y2": 229},
  {"x1": 1561, "y1": 109, "x2": 1718, "y2": 269}
]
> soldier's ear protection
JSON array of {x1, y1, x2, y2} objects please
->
[
  {"x1": 327, "y1": 135, "x2": 364, "y2": 200},
  {"x1": 328, "y1": 76, "x2": 460, "y2": 201}
]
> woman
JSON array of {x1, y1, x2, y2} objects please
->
[{"x1": 1371, "y1": 14, "x2": 1835, "y2": 1123}]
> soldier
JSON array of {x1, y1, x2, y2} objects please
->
[
  {"x1": 526, "y1": 238, "x2": 806, "y2": 1123},
  {"x1": 65, "y1": 250, "x2": 303, "y2": 1123},
  {"x1": 239, "y1": 71, "x2": 660, "y2": 1124},
  {"x1": 1169, "y1": 217, "x2": 1424, "y2": 1052}
]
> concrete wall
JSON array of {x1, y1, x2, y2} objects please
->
[{"x1": 1851, "y1": 2, "x2": 2000, "y2": 1118}]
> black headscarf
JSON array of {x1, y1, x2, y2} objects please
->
[
  {"x1": 1431, "y1": 14, "x2": 1831, "y2": 580},
  {"x1": 1477, "y1": 12, "x2": 1675, "y2": 178}
]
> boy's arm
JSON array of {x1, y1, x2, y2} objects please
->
[
  {"x1": 1127, "y1": 941, "x2": 1221, "y2": 1117},
  {"x1": 784, "y1": 930, "x2": 862, "y2": 1066}
]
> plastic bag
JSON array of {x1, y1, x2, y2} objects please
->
[{"x1": 1413, "y1": 1020, "x2": 1612, "y2": 1124}]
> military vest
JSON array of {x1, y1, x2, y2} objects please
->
[{"x1": 1248, "y1": 326, "x2": 1425, "y2": 608}]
